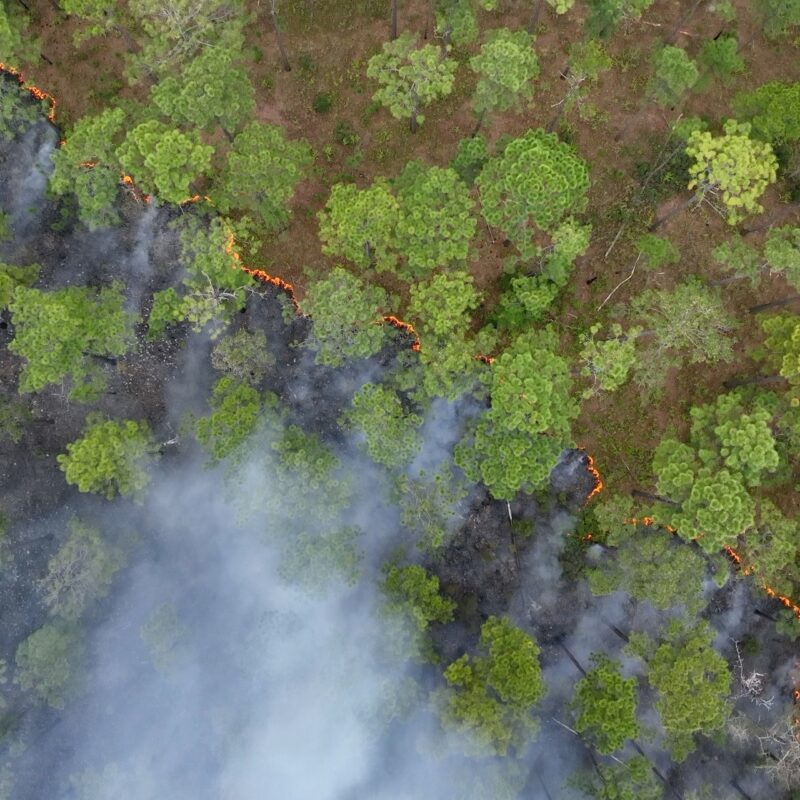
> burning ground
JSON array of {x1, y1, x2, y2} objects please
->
[{"x1": 0, "y1": 74, "x2": 799, "y2": 800}]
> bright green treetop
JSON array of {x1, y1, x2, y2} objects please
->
[
  {"x1": 571, "y1": 654, "x2": 639, "y2": 754},
  {"x1": 9, "y1": 283, "x2": 134, "y2": 402},
  {"x1": 394, "y1": 162, "x2": 476, "y2": 278},
  {"x1": 470, "y1": 28, "x2": 539, "y2": 118},
  {"x1": 342, "y1": 383, "x2": 422, "y2": 469},
  {"x1": 151, "y1": 46, "x2": 255, "y2": 134},
  {"x1": 761, "y1": 314, "x2": 800, "y2": 387},
  {"x1": 302, "y1": 267, "x2": 389, "y2": 367},
  {"x1": 741, "y1": 499, "x2": 800, "y2": 598},
  {"x1": 318, "y1": 180, "x2": 399, "y2": 272},
  {"x1": 39, "y1": 518, "x2": 124, "y2": 622},
  {"x1": 647, "y1": 45, "x2": 699, "y2": 107},
  {"x1": 734, "y1": 81, "x2": 800, "y2": 144},
  {"x1": 456, "y1": 328, "x2": 576, "y2": 499},
  {"x1": 213, "y1": 122, "x2": 312, "y2": 231},
  {"x1": 477, "y1": 129, "x2": 589, "y2": 252},
  {"x1": 57, "y1": 417, "x2": 157, "y2": 500},
  {"x1": 49, "y1": 108, "x2": 126, "y2": 230},
  {"x1": 688, "y1": 389, "x2": 780, "y2": 487},
  {"x1": 195, "y1": 377, "x2": 263, "y2": 463},
  {"x1": 14, "y1": 623, "x2": 85, "y2": 709},
  {"x1": 626, "y1": 619, "x2": 731, "y2": 762},
  {"x1": 652, "y1": 440, "x2": 755, "y2": 552},
  {"x1": 686, "y1": 119, "x2": 778, "y2": 225},
  {"x1": 116, "y1": 120, "x2": 213, "y2": 204},
  {"x1": 764, "y1": 226, "x2": 800, "y2": 288},
  {"x1": 440, "y1": 616, "x2": 544, "y2": 756},
  {"x1": 366, "y1": 32, "x2": 458, "y2": 132}
]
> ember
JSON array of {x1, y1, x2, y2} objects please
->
[{"x1": 0, "y1": 62, "x2": 57, "y2": 121}]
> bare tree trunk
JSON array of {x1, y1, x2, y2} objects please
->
[
  {"x1": 271, "y1": 3, "x2": 292, "y2": 72},
  {"x1": 749, "y1": 294, "x2": 800, "y2": 314},
  {"x1": 631, "y1": 488, "x2": 679, "y2": 507},
  {"x1": 649, "y1": 194, "x2": 698, "y2": 231},
  {"x1": 528, "y1": 0, "x2": 545, "y2": 33},
  {"x1": 723, "y1": 374, "x2": 786, "y2": 390},
  {"x1": 390, "y1": 0, "x2": 398, "y2": 40}
]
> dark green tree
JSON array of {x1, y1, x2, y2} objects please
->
[
  {"x1": 439, "y1": 616, "x2": 545, "y2": 756},
  {"x1": 342, "y1": 383, "x2": 422, "y2": 469},
  {"x1": 470, "y1": 28, "x2": 539, "y2": 123},
  {"x1": 626, "y1": 619, "x2": 731, "y2": 761},
  {"x1": 151, "y1": 47, "x2": 255, "y2": 136},
  {"x1": 456, "y1": 328, "x2": 576, "y2": 499},
  {"x1": 195, "y1": 378, "x2": 263, "y2": 463},
  {"x1": 14, "y1": 623, "x2": 85, "y2": 709},
  {"x1": 647, "y1": 45, "x2": 698, "y2": 107},
  {"x1": 734, "y1": 81, "x2": 800, "y2": 145},
  {"x1": 39, "y1": 518, "x2": 124, "y2": 622},
  {"x1": 49, "y1": 108, "x2": 126, "y2": 230},
  {"x1": 302, "y1": 267, "x2": 390, "y2": 367}
]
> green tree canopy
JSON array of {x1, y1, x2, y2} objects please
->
[
  {"x1": 406, "y1": 270, "x2": 493, "y2": 400},
  {"x1": 302, "y1": 267, "x2": 390, "y2": 366},
  {"x1": 647, "y1": 45, "x2": 699, "y2": 107},
  {"x1": 57, "y1": 416, "x2": 157, "y2": 499},
  {"x1": 148, "y1": 216, "x2": 254, "y2": 339},
  {"x1": 318, "y1": 180, "x2": 399, "y2": 272},
  {"x1": 571, "y1": 654, "x2": 639, "y2": 754},
  {"x1": 14, "y1": 622, "x2": 85, "y2": 709},
  {"x1": 393, "y1": 162, "x2": 476, "y2": 279},
  {"x1": 39, "y1": 518, "x2": 124, "y2": 621},
  {"x1": 470, "y1": 28, "x2": 539, "y2": 118},
  {"x1": 382, "y1": 564, "x2": 456, "y2": 630},
  {"x1": 579, "y1": 323, "x2": 640, "y2": 398},
  {"x1": 570, "y1": 755, "x2": 662, "y2": 800},
  {"x1": 698, "y1": 35, "x2": 744, "y2": 85},
  {"x1": 455, "y1": 328, "x2": 576, "y2": 499},
  {"x1": 756, "y1": 0, "x2": 800, "y2": 40},
  {"x1": 733, "y1": 81, "x2": 800, "y2": 144},
  {"x1": 477, "y1": 129, "x2": 589, "y2": 254},
  {"x1": 210, "y1": 328, "x2": 274, "y2": 385},
  {"x1": 116, "y1": 119, "x2": 213, "y2": 204},
  {"x1": 49, "y1": 108, "x2": 126, "y2": 230},
  {"x1": 631, "y1": 278, "x2": 736, "y2": 393},
  {"x1": 366, "y1": 32, "x2": 457, "y2": 132},
  {"x1": 626, "y1": 619, "x2": 731, "y2": 761},
  {"x1": 439, "y1": 616, "x2": 544, "y2": 756},
  {"x1": 686, "y1": 119, "x2": 778, "y2": 225},
  {"x1": 212, "y1": 122, "x2": 312, "y2": 231},
  {"x1": 151, "y1": 46, "x2": 255, "y2": 134},
  {"x1": 0, "y1": 261, "x2": 39, "y2": 309},
  {"x1": 341, "y1": 383, "x2": 422, "y2": 469},
  {"x1": 584, "y1": 0, "x2": 654, "y2": 37},
  {"x1": 195, "y1": 377, "x2": 264, "y2": 463},
  {"x1": 587, "y1": 519, "x2": 709, "y2": 614},
  {"x1": 9, "y1": 283, "x2": 134, "y2": 402}
]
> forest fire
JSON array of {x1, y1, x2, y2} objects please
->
[
  {"x1": 723, "y1": 547, "x2": 800, "y2": 620},
  {"x1": 0, "y1": 62, "x2": 57, "y2": 121},
  {"x1": 382, "y1": 316, "x2": 421, "y2": 351},
  {"x1": 582, "y1": 452, "x2": 604, "y2": 505}
]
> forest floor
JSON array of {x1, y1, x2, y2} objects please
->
[{"x1": 18, "y1": 0, "x2": 800, "y2": 499}]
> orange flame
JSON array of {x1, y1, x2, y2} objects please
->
[
  {"x1": 582, "y1": 452, "x2": 604, "y2": 505},
  {"x1": 382, "y1": 316, "x2": 421, "y2": 351},
  {"x1": 0, "y1": 62, "x2": 57, "y2": 121}
]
